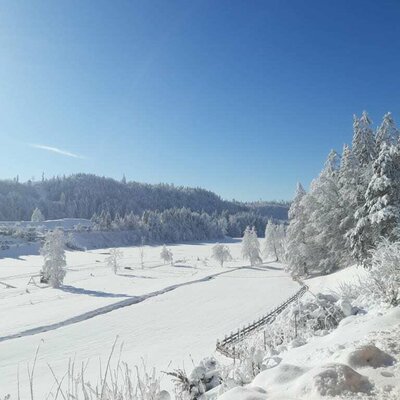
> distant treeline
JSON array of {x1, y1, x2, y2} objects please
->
[
  {"x1": 0, "y1": 173, "x2": 288, "y2": 238},
  {"x1": 91, "y1": 207, "x2": 285, "y2": 242}
]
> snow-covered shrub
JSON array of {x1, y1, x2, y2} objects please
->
[
  {"x1": 160, "y1": 244, "x2": 173, "y2": 265},
  {"x1": 337, "y1": 240, "x2": 400, "y2": 307},
  {"x1": 11, "y1": 226, "x2": 37, "y2": 241},
  {"x1": 230, "y1": 345, "x2": 265, "y2": 386},
  {"x1": 31, "y1": 207, "x2": 45, "y2": 222},
  {"x1": 234, "y1": 293, "x2": 344, "y2": 365},
  {"x1": 211, "y1": 243, "x2": 232, "y2": 267},
  {"x1": 368, "y1": 238, "x2": 400, "y2": 306},
  {"x1": 40, "y1": 229, "x2": 66, "y2": 287},
  {"x1": 167, "y1": 357, "x2": 221, "y2": 400},
  {"x1": 106, "y1": 248, "x2": 123, "y2": 274}
]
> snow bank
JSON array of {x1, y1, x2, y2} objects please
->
[
  {"x1": 218, "y1": 386, "x2": 267, "y2": 400},
  {"x1": 220, "y1": 301, "x2": 400, "y2": 399},
  {"x1": 303, "y1": 363, "x2": 372, "y2": 396}
]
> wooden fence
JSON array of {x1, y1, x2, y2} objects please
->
[{"x1": 216, "y1": 284, "x2": 308, "y2": 359}]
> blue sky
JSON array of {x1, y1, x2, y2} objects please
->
[{"x1": 1, "y1": 0, "x2": 400, "y2": 201}]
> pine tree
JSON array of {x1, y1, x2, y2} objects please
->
[
  {"x1": 376, "y1": 112, "x2": 399, "y2": 151},
  {"x1": 286, "y1": 183, "x2": 308, "y2": 276},
  {"x1": 352, "y1": 111, "x2": 376, "y2": 167},
  {"x1": 366, "y1": 143, "x2": 400, "y2": 239},
  {"x1": 31, "y1": 207, "x2": 45, "y2": 222},
  {"x1": 211, "y1": 243, "x2": 232, "y2": 267},
  {"x1": 40, "y1": 230, "x2": 66, "y2": 287}
]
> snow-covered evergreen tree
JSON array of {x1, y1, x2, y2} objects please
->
[
  {"x1": 241, "y1": 226, "x2": 262, "y2": 266},
  {"x1": 352, "y1": 111, "x2": 376, "y2": 167},
  {"x1": 40, "y1": 229, "x2": 66, "y2": 287},
  {"x1": 349, "y1": 143, "x2": 400, "y2": 264},
  {"x1": 285, "y1": 183, "x2": 308, "y2": 276},
  {"x1": 106, "y1": 248, "x2": 123, "y2": 274},
  {"x1": 211, "y1": 243, "x2": 232, "y2": 267},
  {"x1": 376, "y1": 112, "x2": 399, "y2": 151},
  {"x1": 31, "y1": 207, "x2": 45, "y2": 222},
  {"x1": 160, "y1": 244, "x2": 173, "y2": 265}
]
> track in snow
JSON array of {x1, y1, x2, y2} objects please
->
[{"x1": 0, "y1": 266, "x2": 245, "y2": 343}]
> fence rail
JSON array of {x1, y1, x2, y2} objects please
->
[{"x1": 216, "y1": 284, "x2": 308, "y2": 358}]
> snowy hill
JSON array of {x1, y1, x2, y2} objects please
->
[{"x1": 217, "y1": 266, "x2": 400, "y2": 400}]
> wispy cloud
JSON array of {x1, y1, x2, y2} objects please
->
[{"x1": 29, "y1": 144, "x2": 85, "y2": 159}]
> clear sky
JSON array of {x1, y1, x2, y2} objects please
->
[{"x1": 1, "y1": 0, "x2": 400, "y2": 201}]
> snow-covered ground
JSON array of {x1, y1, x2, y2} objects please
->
[
  {"x1": 219, "y1": 266, "x2": 400, "y2": 400},
  {"x1": 0, "y1": 240, "x2": 299, "y2": 398}
]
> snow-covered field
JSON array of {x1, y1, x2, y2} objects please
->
[{"x1": 0, "y1": 240, "x2": 299, "y2": 398}]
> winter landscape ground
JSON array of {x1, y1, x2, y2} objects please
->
[{"x1": 0, "y1": 238, "x2": 299, "y2": 398}]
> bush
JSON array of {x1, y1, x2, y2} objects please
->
[{"x1": 368, "y1": 238, "x2": 400, "y2": 306}]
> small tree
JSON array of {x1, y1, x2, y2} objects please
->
[
  {"x1": 160, "y1": 244, "x2": 173, "y2": 265},
  {"x1": 241, "y1": 226, "x2": 262, "y2": 266},
  {"x1": 139, "y1": 237, "x2": 145, "y2": 268},
  {"x1": 31, "y1": 207, "x2": 45, "y2": 222},
  {"x1": 40, "y1": 229, "x2": 66, "y2": 287},
  {"x1": 106, "y1": 248, "x2": 123, "y2": 274},
  {"x1": 368, "y1": 239, "x2": 400, "y2": 306},
  {"x1": 211, "y1": 243, "x2": 232, "y2": 267}
]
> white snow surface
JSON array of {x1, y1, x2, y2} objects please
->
[
  {"x1": 219, "y1": 266, "x2": 400, "y2": 400},
  {"x1": 0, "y1": 240, "x2": 299, "y2": 398}
]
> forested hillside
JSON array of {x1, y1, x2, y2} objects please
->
[{"x1": 0, "y1": 173, "x2": 288, "y2": 223}]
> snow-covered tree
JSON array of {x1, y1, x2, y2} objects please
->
[
  {"x1": 352, "y1": 111, "x2": 376, "y2": 167},
  {"x1": 139, "y1": 238, "x2": 145, "y2": 268},
  {"x1": 160, "y1": 244, "x2": 173, "y2": 265},
  {"x1": 349, "y1": 143, "x2": 400, "y2": 264},
  {"x1": 40, "y1": 229, "x2": 66, "y2": 287},
  {"x1": 31, "y1": 207, "x2": 45, "y2": 222},
  {"x1": 376, "y1": 112, "x2": 399, "y2": 151},
  {"x1": 285, "y1": 183, "x2": 308, "y2": 276},
  {"x1": 366, "y1": 143, "x2": 400, "y2": 241},
  {"x1": 263, "y1": 221, "x2": 286, "y2": 262},
  {"x1": 241, "y1": 226, "x2": 262, "y2": 266},
  {"x1": 288, "y1": 151, "x2": 347, "y2": 276},
  {"x1": 106, "y1": 248, "x2": 123, "y2": 274},
  {"x1": 211, "y1": 243, "x2": 232, "y2": 267},
  {"x1": 304, "y1": 150, "x2": 348, "y2": 273}
]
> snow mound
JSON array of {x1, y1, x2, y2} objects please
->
[
  {"x1": 307, "y1": 363, "x2": 372, "y2": 397},
  {"x1": 253, "y1": 363, "x2": 306, "y2": 387},
  {"x1": 347, "y1": 344, "x2": 396, "y2": 369},
  {"x1": 218, "y1": 386, "x2": 267, "y2": 400}
]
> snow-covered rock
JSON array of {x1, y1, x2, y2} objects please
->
[
  {"x1": 347, "y1": 344, "x2": 396, "y2": 369},
  {"x1": 305, "y1": 363, "x2": 372, "y2": 396}
]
